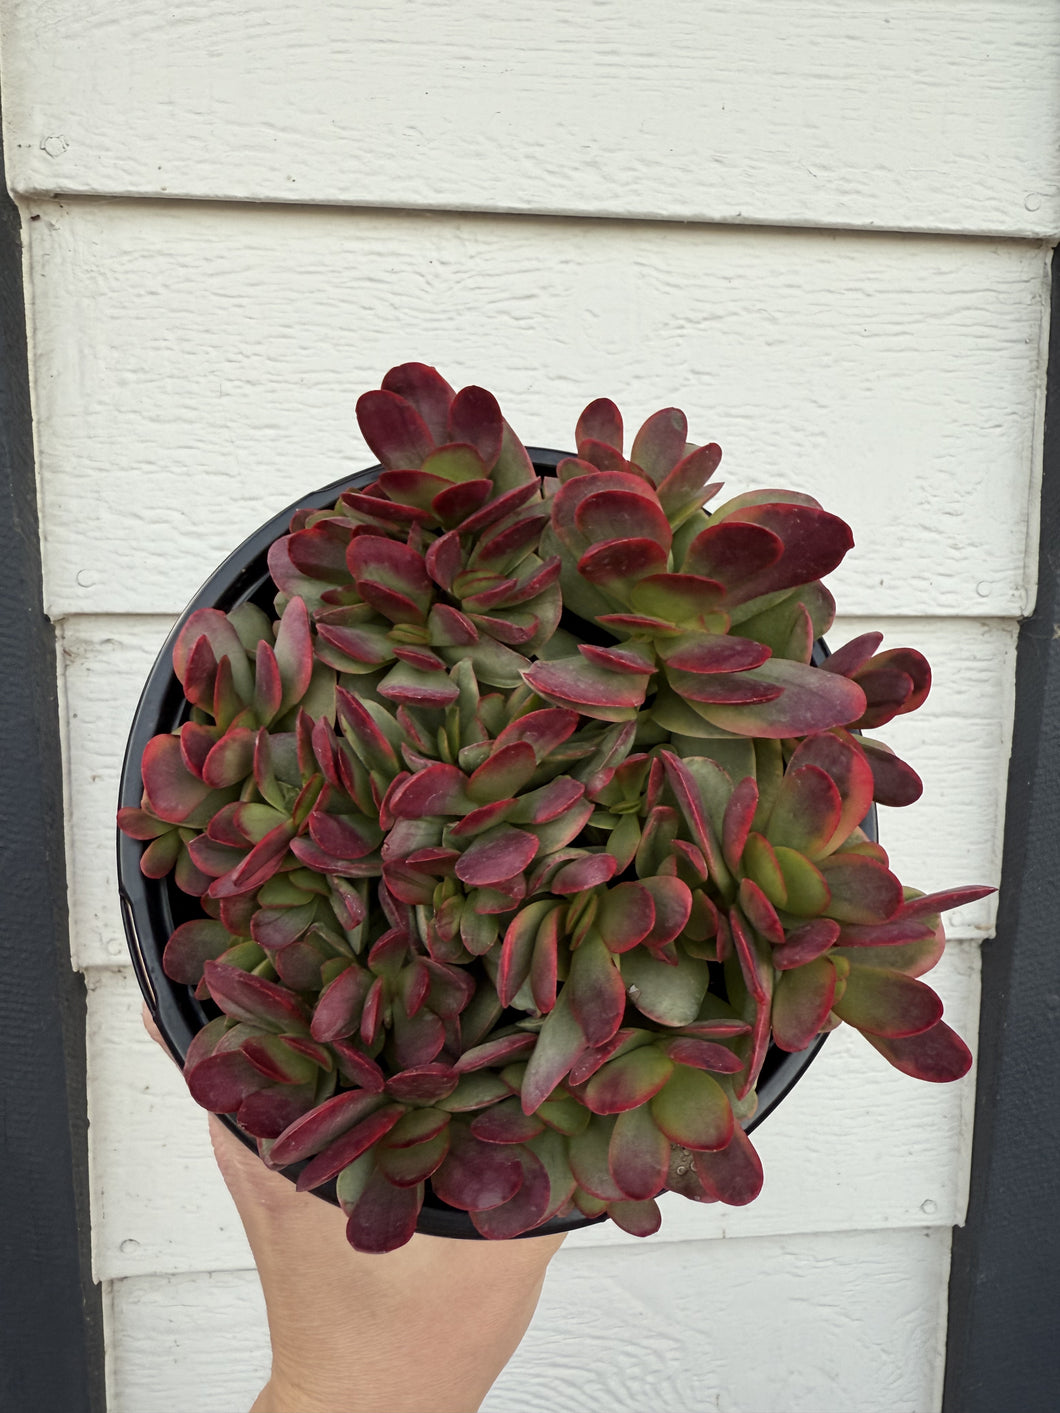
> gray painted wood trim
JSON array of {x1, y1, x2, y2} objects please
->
[
  {"x1": 0, "y1": 115, "x2": 105, "y2": 1411},
  {"x1": 944, "y1": 248, "x2": 1060, "y2": 1413}
]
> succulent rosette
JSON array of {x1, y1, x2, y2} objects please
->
[{"x1": 119, "y1": 363, "x2": 991, "y2": 1252}]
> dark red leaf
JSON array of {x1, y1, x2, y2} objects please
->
[
  {"x1": 295, "y1": 1105, "x2": 406, "y2": 1190},
  {"x1": 861, "y1": 1019, "x2": 972, "y2": 1082},
  {"x1": 356, "y1": 388, "x2": 435, "y2": 469},
  {"x1": 431, "y1": 1125, "x2": 525, "y2": 1211},
  {"x1": 693, "y1": 1125, "x2": 764, "y2": 1205},
  {"x1": 345, "y1": 1171, "x2": 424, "y2": 1253}
]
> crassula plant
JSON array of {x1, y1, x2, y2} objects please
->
[{"x1": 119, "y1": 363, "x2": 990, "y2": 1253}]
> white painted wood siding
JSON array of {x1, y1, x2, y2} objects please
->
[
  {"x1": 4, "y1": 2, "x2": 1054, "y2": 1408},
  {"x1": 2, "y1": 2, "x2": 1059, "y2": 237}
]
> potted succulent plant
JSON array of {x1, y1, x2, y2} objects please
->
[{"x1": 118, "y1": 362, "x2": 989, "y2": 1254}]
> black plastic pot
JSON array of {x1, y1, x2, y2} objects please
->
[{"x1": 118, "y1": 451, "x2": 846, "y2": 1240}]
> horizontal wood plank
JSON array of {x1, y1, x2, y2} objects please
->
[
  {"x1": 3, "y1": 3, "x2": 1058, "y2": 238},
  {"x1": 87, "y1": 940, "x2": 978, "y2": 1280},
  {"x1": 27, "y1": 202, "x2": 1048, "y2": 619},
  {"x1": 106, "y1": 1226, "x2": 950, "y2": 1412}
]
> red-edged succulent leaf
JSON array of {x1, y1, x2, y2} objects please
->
[
  {"x1": 386, "y1": 1064, "x2": 459, "y2": 1103},
  {"x1": 202, "y1": 960, "x2": 310, "y2": 1034},
  {"x1": 628, "y1": 572, "x2": 725, "y2": 624},
  {"x1": 434, "y1": 478, "x2": 495, "y2": 529},
  {"x1": 295, "y1": 1105, "x2": 406, "y2": 1191},
  {"x1": 773, "y1": 918, "x2": 841, "y2": 970},
  {"x1": 375, "y1": 1127, "x2": 451, "y2": 1186},
  {"x1": 468, "y1": 742, "x2": 537, "y2": 803},
  {"x1": 141, "y1": 734, "x2": 217, "y2": 824},
  {"x1": 819, "y1": 631, "x2": 884, "y2": 678},
  {"x1": 737, "y1": 877, "x2": 785, "y2": 945},
  {"x1": 859, "y1": 737, "x2": 924, "y2": 807},
  {"x1": 180, "y1": 635, "x2": 219, "y2": 712},
  {"x1": 597, "y1": 882, "x2": 656, "y2": 953},
  {"x1": 767, "y1": 846, "x2": 829, "y2": 916},
  {"x1": 356, "y1": 388, "x2": 435, "y2": 470},
  {"x1": 651, "y1": 1065, "x2": 734, "y2": 1151},
  {"x1": 509, "y1": 776, "x2": 585, "y2": 826},
  {"x1": 348, "y1": 536, "x2": 433, "y2": 620},
  {"x1": 162, "y1": 919, "x2": 231, "y2": 984},
  {"x1": 117, "y1": 805, "x2": 172, "y2": 841},
  {"x1": 850, "y1": 648, "x2": 932, "y2": 727},
  {"x1": 455, "y1": 826, "x2": 540, "y2": 888},
  {"x1": 630, "y1": 407, "x2": 687, "y2": 483},
  {"x1": 664, "y1": 1037, "x2": 744, "y2": 1074},
  {"x1": 384, "y1": 1107, "x2": 451, "y2": 1149},
  {"x1": 447, "y1": 386, "x2": 504, "y2": 469},
  {"x1": 656, "y1": 443, "x2": 723, "y2": 517},
  {"x1": 345, "y1": 1171, "x2": 425, "y2": 1254},
  {"x1": 608, "y1": 1104, "x2": 669, "y2": 1201},
  {"x1": 711, "y1": 500, "x2": 854, "y2": 605},
  {"x1": 722, "y1": 776, "x2": 758, "y2": 875},
  {"x1": 522, "y1": 655, "x2": 651, "y2": 720},
  {"x1": 498, "y1": 901, "x2": 558, "y2": 1007},
  {"x1": 550, "y1": 853, "x2": 618, "y2": 894},
  {"x1": 310, "y1": 965, "x2": 373, "y2": 1043},
  {"x1": 787, "y1": 731, "x2": 875, "y2": 855},
  {"x1": 202, "y1": 729, "x2": 255, "y2": 796},
  {"x1": 861, "y1": 1020, "x2": 972, "y2": 1082},
  {"x1": 682, "y1": 519, "x2": 783, "y2": 585},
  {"x1": 185, "y1": 724, "x2": 228, "y2": 787},
  {"x1": 273, "y1": 596, "x2": 313, "y2": 712},
  {"x1": 469, "y1": 1147, "x2": 553, "y2": 1239},
  {"x1": 693, "y1": 1124, "x2": 764, "y2": 1205},
  {"x1": 578, "y1": 641, "x2": 656, "y2": 675},
  {"x1": 765, "y1": 764, "x2": 843, "y2": 860},
  {"x1": 582, "y1": 488, "x2": 672, "y2": 548},
  {"x1": 237, "y1": 1081, "x2": 318, "y2": 1140},
  {"x1": 520, "y1": 991, "x2": 588, "y2": 1114},
  {"x1": 584, "y1": 1045, "x2": 674, "y2": 1115},
  {"x1": 899, "y1": 885, "x2": 995, "y2": 918},
  {"x1": 470, "y1": 1097, "x2": 546, "y2": 1145},
  {"x1": 772, "y1": 958, "x2": 838, "y2": 1051},
  {"x1": 641, "y1": 876, "x2": 693, "y2": 948},
  {"x1": 174, "y1": 609, "x2": 254, "y2": 701},
  {"x1": 455, "y1": 1033, "x2": 537, "y2": 1072},
  {"x1": 139, "y1": 830, "x2": 182, "y2": 878},
  {"x1": 665, "y1": 665, "x2": 783, "y2": 706},
  {"x1": 242, "y1": 1035, "x2": 319, "y2": 1086},
  {"x1": 431, "y1": 1124, "x2": 525, "y2": 1211},
  {"x1": 530, "y1": 908, "x2": 559, "y2": 1014},
  {"x1": 209, "y1": 820, "x2": 296, "y2": 897},
  {"x1": 657, "y1": 751, "x2": 726, "y2": 883},
  {"x1": 308, "y1": 809, "x2": 380, "y2": 861},
  {"x1": 576, "y1": 398, "x2": 623, "y2": 453},
  {"x1": 607, "y1": 1197, "x2": 662, "y2": 1237},
  {"x1": 691, "y1": 658, "x2": 866, "y2": 738},
  {"x1": 567, "y1": 933, "x2": 627, "y2": 1047},
  {"x1": 577, "y1": 538, "x2": 668, "y2": 595},
  {"x1": 660, "y1": 633, "x2": 772, "y2": 675},
  {"x1": 381, "y1": 362, "x2": 455, "y2": 443},
  {"x1": 621, "y1": 948, "x2": 710, "y2": 1027},
  {"x1": 567, "y1": 1116, "x2": 624, "y2": 1200},
  {"x1": 729, "y1": 909, "x2": 771, "y2": 1006},
  {"x1": 186, "y1": 1049, "x2": 270, "y2": 1112},
  {"x1": 331, "y1": 1041, "x2": 386, "y2": 1092},
  {"x1": 389, "y1": 763, "x2": 472, "y2": 818},
  {"x1": 818, "y1": 853, "x2": 903, "y2": 924},
  {"x1": 831, "y1": 965, "x2": 944, "y2": 1038}
]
